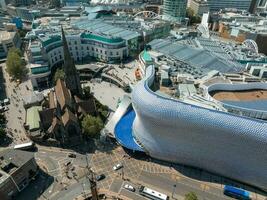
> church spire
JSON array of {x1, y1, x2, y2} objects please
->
[{"x1": 61, "y1": 27, "x2": 82, "y2": 96}]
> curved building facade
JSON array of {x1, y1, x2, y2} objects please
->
[
  {"x1": 131, "y1": 65, "x2": 267, "y2": 191},
  {"x1": 163, "y1": 0, "x2": 187, "y2": 21}
]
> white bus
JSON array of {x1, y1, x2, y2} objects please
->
[
  {"x1": 139, "y1": 186, "x2": 168, "y2": 200},
  {"x1": 14, "y1": 142, "x2": 35, "y2": 151}
]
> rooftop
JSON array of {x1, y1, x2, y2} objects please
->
[
  {"x1": 26, "y1": 106, "x2": 42, "y2": 131},
  {"x1": 72, "y1": 18, "x2": 141, "y2": 41},
  {"x1": 0, "y1": 31, "x2": 15, "y2": 42},
  {"x1": 0, "y1": 149, "x2": 34, "y2": 175}
]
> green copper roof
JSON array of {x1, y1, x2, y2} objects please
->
[
  {"x1": 142, "y1": 50, "x2": 153, "y2": 63},
  {"x1": 81, "y1": 33, "x2": 123, "y2": 44},
  {"x1": 41, "y1": 35, "x2": 61, "y2": 47},
  {"x1": 26, "y1": 106, "x2": 42, "y2": 131}
]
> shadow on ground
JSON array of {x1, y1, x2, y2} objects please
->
[
  {"x1": 16, "y1": 168, "x2": 54, "y2": 200},
  {"x1": 0, "y1": 134, "x2": 13, "y2": 147}
]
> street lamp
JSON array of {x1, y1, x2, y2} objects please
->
[{"x1": 172, "y1": 184, "x2": 176, "y2": 199}]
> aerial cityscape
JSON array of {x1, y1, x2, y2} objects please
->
[{"x1": 0, "y1": 0, "x2": 267, "y2": 199}]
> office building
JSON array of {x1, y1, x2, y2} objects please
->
[
  {"x1": 0, "y1": 149, "x2": 38, "y2": 200},
  {"x1": 189, "y1": 0, "x2": 209, "y2": 16},
  {"x1": 0, "y1": 31, "x2": 21, "y2": 58},
  {"x1": 163, "y1": 0, "x2": 187, "y2": 21},
  {"x1": 206, "y1": 0, "x2": 253, "y2": 12}
]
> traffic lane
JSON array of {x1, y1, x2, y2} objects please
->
[
  {"x1": 139, "y1": 171, "x2": 230, "y2": 200},
  {"x1": 120, "y1": 188, "x2": 147, "y2": 200},
  {"x1": 50, "y1": 177, "x2": 90, "y2": 200},
  {"x1": 110, "y1": 178, "x2": 123, "y2": 193}
]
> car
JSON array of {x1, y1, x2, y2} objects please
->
[
  {"x1": 68, "y1": 153, "x2": 76, "y2": 158},
  {"x1": 3, "y1": 98, "x2": 10, "y2": 105},
  {"x1": 124, "y1": 184, "x2": 135, "y2": 192},
  {"x1": 113, "y1": 163, "x2": 123, "y2": 171},
  {"x1": 95, "y1": 174, "x2": 105, "y2": 181}
]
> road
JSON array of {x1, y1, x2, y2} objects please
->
[{"x1": 138, "y1": 171, "x2": 232, "y2": 200}]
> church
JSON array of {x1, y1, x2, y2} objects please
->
[{"x1": 39, "y1": 28, "x2": 96, "y2": 145}]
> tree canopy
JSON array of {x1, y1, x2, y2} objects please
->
[
  {"x1": 6, "y1": 48, "x2": 27, "y2": 80},
  {"x1": 0, "y1": 128, "x2": 6, "y2": 139},
  {"x1": 81, "y1": 115, "x2": 104, "y2": 138},
  {"x1": 186, "y1": 8, "x2": 201, "y2": 25},
  {"x1": 185, "y1": 192, "x2": 198, "y2": 200},
  {"x1": 83, "y1": 86, "x2": 91, "y2": 99},
  {"x1": 54, "y1": 68, "x2": 65, "y2": 83}
]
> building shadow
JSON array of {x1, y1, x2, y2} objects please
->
[{"x1": 16, "y1": 168, "x2": 54, "y2": 200}]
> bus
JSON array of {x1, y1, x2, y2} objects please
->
[
  {"x1": 14, "y1": 142, "x2": 36, "y2": 151},
  {"x1": 139, "y1": 186, "x2": 168, "y2": 200},
  {"x1": 223, "y1": 185, "x2": 251, "y2": 200}
]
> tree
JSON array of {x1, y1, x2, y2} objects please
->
[
  {"x1": 186, "y1": 8, "x2": 201, "y2": 25},
  {"x1": 0, "y1": 114, "x2": 6, "y2": 124},
  {"x1": 54, "y1": 68, "x2": 65, "y2": 83},
  {"x1": 82, "y1": 115, "x2": 104, "y2": 138},
  {"x1": 185, "y1": 192, "x2": 198, "y2": 200},
  {"x1": 0, "y1": 128, "x2": 6, "y2": 139},
  {"x1": 6, "y1": 48, "x2": 27, "y2": 80},
  {"x1": 83, "y1": 86, "x2": 91, "y2": 98}
]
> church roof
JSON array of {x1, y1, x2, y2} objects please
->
[
  {"x1": 61, "y1": 108, "x2": 78, "y2": 126},
  {"x1": 55, "y1": 79, "x2": 72, "y2": 111},
  {"x1": 48, "y1": 91, "x2": 56, "y2": 109}
]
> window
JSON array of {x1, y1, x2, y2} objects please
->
[
  {"x1": 105, "y1": 51, "x2": 107, "y2": 55},
  {"x1": 96, "y1": 49, "x2": 98, "y2": 52},
  {"x1": 87, "y1": 46, "x2": 89, "y2": 50},
  {"x1": 59, "y1": 55, "x2": 62, "y2": 59},
  {"x1": 116, "y1": 52, "x2": 119, "y2": 55},
  {"x1": 110, "y1": 52, "x2": 113, "y2": 56},
  {"x1": 69, "y1": 47, "x2": 72, "y2": 50},
  {"x1": 75, "y1": 46, "x2": 78, "y2": 50},
  {"x1": 92, "y1": 47, "x2": 94, "y2": 51},
  {"x1": 100, "y1": 50, "x2": 102, "y2": 53},
  {"x1": 74, "y1": 41, "x2": 77, "y2": 45}
]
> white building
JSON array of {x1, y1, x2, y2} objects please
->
[
  {"x1": 27, "y1": 31, "x2": 128, "y2": 89},
  {"x1": 0, "y1": 31, "x2": 21, "y2": 58}
]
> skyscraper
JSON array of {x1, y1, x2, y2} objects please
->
[
  {"x1": 61, "y1": 27, "x2": 82, "y2": 96},
  {"x1": 163, "y1": 0, "x2": 187, "y2": 22},
  {"x1": 206, "y1": 0, "x2": 253, "y2": 12}
]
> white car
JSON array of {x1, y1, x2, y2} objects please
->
[
  {"x1": 124, "y1": 184, "x2": 135, "y2": 192},
  {"x1": 113, "y1": 163, "x2": 123, "y2": 171}
]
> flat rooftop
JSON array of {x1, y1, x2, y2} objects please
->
[
  {"x1": 211, "y1": 89, "x2": 267, "y2": 101},
  {"x1": 0, "y1": 31, "x2": 15, "y2": 42}
]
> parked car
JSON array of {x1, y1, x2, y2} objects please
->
[
  {"x1": 124, "y1": 184, "x2": 135, "y2": 192},
  {"x1": 113, "y1": 163, "x2": 123, "y2": 171},
  {"x1": 3, "y1": 98, "x2": 10, "y2": 105},
  {"x1": 96, "y1": 174, "x2": 105, "y2": 181}
]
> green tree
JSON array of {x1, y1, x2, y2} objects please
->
[
  {"x1": 17, "y1": 29, "x2": 28, "y2": 38},
  {"x1": 82, "y1": 115, "x2": 104, "y2": 138},
  {"x1": 83, "y1": 86, "x2": 91, "y2": 98},
  {"x1": 185, "y1": 192, "x2": 198, "y2": 200},
  {"x1": 0, "y1": 114, "x2": 6, "y2": 124},
  {"x1": 6, "y1": 48, "x2": 27, "y2": 80},
  {"x1": 0, "y1": 128, "x2": 6, "y2": 139},
  {"x1": 54, "y1": 68, "x2": 65, "y2": 83},
  {"x1": 186, "y1": 8, "x2": 201, "y2": 25}
]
